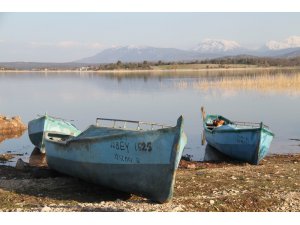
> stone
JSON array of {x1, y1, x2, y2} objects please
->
[
  {"x1": 187, "y1": 164, "x2": 196, "y2": 169},
  {"x1": 210, "y1": 200, "x2": 215, "y2": 205},
  {"x1": 172, "y1": 206, "x2": 184, "y2": 212},
  {"x1": 41, "y1": 206, "x2": 51, "y2": 212},
  {"x1": 15, "y1": 158, "x2": 29, "y2": 170}
]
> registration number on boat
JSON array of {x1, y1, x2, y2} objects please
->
[{"x1": 135, "y1": 142, "x2": 152, "y2": 152}]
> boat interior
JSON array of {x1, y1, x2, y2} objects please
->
[
  {"x1": 205, "y1": 115, "x2": 230, "y2": 130},
  {"x1": 46, "y1": 132, "x2": 74, "y2": 142},
  {"x1": 205, "y1": 115, "x2": 268, "y2": 131}
]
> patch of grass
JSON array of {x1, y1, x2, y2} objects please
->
[
  {"x1": 152, "y1": 63, "x2": 257, "y2": 70},
  {"x1": 194, "y1": 73, "x2": 300, "y2": 91},
  {"x1": 174, "y1": 72, "x2": 300, "y2": 94}
]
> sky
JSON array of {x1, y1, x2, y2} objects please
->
[{"x1": 0, "y1": 13, "x2": 300, "y2": 62}]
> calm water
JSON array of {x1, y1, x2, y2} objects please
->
[{"x1": 0, "y1": 71, "x2": 299, "y2": 165}]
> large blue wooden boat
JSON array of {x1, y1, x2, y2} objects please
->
[
  {"x1": 28, "y1": 114, "x2": 81, "y2": 153},
  {"x1": 44, "y1": 116, "x2": 187, "y2": 203},
  {"x1": 201, "y1": 108, "x2": 274, "y2": 165}
]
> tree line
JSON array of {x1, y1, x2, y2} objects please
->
[
  {"x1": 2, "y1": 56, "x2": 300, "y2": 71},
  {"x1": 87, "y1": 56, "x2": 300, "y2": 70},
  {"x1": 199, "y1": 56, "x2": 300, "y2": 67}
]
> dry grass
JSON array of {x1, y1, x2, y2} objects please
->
[
  {"x1": 174, "y1": 72, "x2": 300, "y2": 94},
  {"x1": 152, "y1": 63, "x2": 258, "y2": 70}
]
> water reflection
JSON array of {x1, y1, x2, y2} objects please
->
[
  {"x1": 0, "y1": 129, "x2": 26, "y2": 144},
  {"x1": 0, "y1": 70, "x2": 300, "y2": 165}
]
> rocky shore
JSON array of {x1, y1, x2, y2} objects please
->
[
  {"x1": 0, "y1": 154, "x2": 299, "y2": 212},
  {"x1": 0, "y1": 115, "x2": 27, "y2": 136}
]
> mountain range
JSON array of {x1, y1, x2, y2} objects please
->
[
  {"x1": 75, "y1": 39, "x2": 300, "y2": 64},
  {"x1": 1, "y1": 39, "x2": 300, "y2": 69}
]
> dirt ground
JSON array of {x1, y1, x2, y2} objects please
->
[{"x1": 0, "y1": 154, "x2": 299, "y2": 212}]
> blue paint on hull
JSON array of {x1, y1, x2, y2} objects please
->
[
  {"x1": 28, "y1": 117, "x2": 46, "y2": 149},
  {"x1": 258, "y1": 130, "x2": 274, "y2": 163},
  {"x1": 203, "y1": 114, "x2": 274, "y2": 165},
  {"x1": 28, "y1": 114, "x2": 81, "y2": 153},
  {"x1": 45, "y1": 116, "x2": 187, "y2": 203},
  {"x1": 28, "y1": 131, "x2": 44, "y2": 149},
  {"x1": 47, "y1": 155, "x2": 176, "y2": 202}
]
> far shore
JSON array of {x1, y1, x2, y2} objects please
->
[{"x1": 1, "y1": 66, "x2": 300, "y2": 74}]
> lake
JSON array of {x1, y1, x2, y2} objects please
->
[{"x1": 1, "y1": 70, "x2": 300, "y2": 165}]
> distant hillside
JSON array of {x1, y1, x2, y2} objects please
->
[
  {"x1": 257, "y1": 47, "x2": 300, "y2": 58},
  {"x1": 0, "y1": 62, "x2": 92, "y2": 70},
  {"x1": 75, "y1": 46, "x2": 221, "y2": 64},
  {"x1": 2, "y1": 45, "x2": 300, "y2": 70},
  {"x1": 200, "y1": 55, "x2": 300, "y2": 67},
  {"x1": 275, "y1": 48, "x2": 300, "y2": 58},
  {"x1": 75, "y1": 45, "x2": 300, "y2": 64}
]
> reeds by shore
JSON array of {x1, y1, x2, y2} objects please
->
[{"x1": 174, "y1": 72, "x2": 300, "y2": 94}]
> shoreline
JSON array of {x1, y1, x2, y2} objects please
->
[
  {"x1": 1, "y1": 66, "x2": 300, "y2": 74},
  {"x1": 0, "y1": 153, "x2": 299, "y2": 212}
]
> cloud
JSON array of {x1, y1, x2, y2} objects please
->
[
  {"x1": 57, "y1": 41, "x2": 79, "y2": 48},
  {"x1": 29, "y1": 41, "x2": 103, "y2": 49},
  {"x1": 29, "y1": 41, "x2": 52, "y2": 47},
  {"x1": 266, "y1": 36, "x2": 300, "y2": 50}
]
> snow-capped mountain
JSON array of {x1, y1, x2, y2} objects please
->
[
  {"x1": 257, "y1": 36, "x2": 300, "y2": 58},
  {"x1": 193, "y1": 39, "x2": 242, "y2": 53},
  {"x1": 75, "y1": 37, "x2": 300, "y2": 64},
  {"x1": 265, "y1": 36, "x2": 300, "y2": 50}
]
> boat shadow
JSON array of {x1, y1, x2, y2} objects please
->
[
  {"x1": 203, "y1": 144, "x2": 246, "y2": 165},
  {"x1": 1, "y1": 148, "x2": 135, "y2": 204}
]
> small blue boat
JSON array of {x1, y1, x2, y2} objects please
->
[
  {"x1": 44, "y1": 116, "x2": 187, "y2": 203},
  {"x1": 201, "y1": 108, "x2": 274, "y2": 165},
  {"x1": 28, "y1": 114, "x2": 81, "y2": 153}
]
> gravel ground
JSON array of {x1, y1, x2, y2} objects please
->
[{"x1": 0, "y1": 154, "x2": 299, "y2": 212}]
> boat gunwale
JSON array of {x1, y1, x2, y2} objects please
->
[
  {"x1": 203, "y1": 114, "x2": 274, "y2": 137},
  {"x1": 44, "y1": 124, "x2": 178, "y2": 145}
]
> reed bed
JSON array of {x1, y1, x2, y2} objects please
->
[{"x1": 175, "y1": 73, "x2": 300, "y2": 94}]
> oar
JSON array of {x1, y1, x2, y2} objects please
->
[
  {"x1": 201, "y1": 106, "x2": 206, "y2": 145},
  {"x1": 201, "y1": 130, "x2": 206, "y2": 145},
  {"x1": 200, "y1": 106, "x2": 206, "y2": 122}
]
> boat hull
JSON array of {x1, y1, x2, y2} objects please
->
[
  {"x1": 204, "y1": 115, "x2": 274, "y2": 165},
  {"x1": 45, "y1": 116, "x2": 187, "y2": 203},
  {"x1": 46, "y1": 156, "x2": 177, "y2": 202},
  {"x1": 28, "y1": 115, "x2": 80, "y2": 153}
]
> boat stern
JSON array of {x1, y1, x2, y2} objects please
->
[
  {"x1": 28, "y1": 115, "x2": 47, "y2": 152},
  {"x1": 174, "y1": 115, "x2": 187, "y2": 169},
  {"x1": 158, "y1": 115, "x2": 187, "y2": 203},
  {"x1": 255, "y1": 127, "x2": 274, "y2": 164}
]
